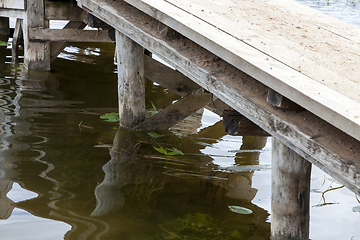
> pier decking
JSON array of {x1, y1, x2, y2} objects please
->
[{"x1": 1, "y1": 0, "x2": 360, "y2": 238}]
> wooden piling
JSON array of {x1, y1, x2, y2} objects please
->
[
  {"x1": 23, "y1": 0, "x2": 50, "y2": 70},
  {"x1": 115, "y1": 30, "x2": 146, "y2": 128},
  {"x1": 271, "y1": 137, "x2": 311, "y2": 240}
]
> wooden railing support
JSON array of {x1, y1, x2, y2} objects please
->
[
  {"x1": 115, "y1": 30, "x2": 146, "y2": 128},
  {"x1": 271, "y1": 137, "x2": 311, "y2": 239}
]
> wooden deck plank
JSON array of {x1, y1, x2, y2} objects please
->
[
  {"x1": 120, "y1": 0, "x2": 360, "y2": 142},
  {"x1": 76, "y1": 0, "x2": 360, "y2": 195},
  {"x1": 0, "y1": 0, "x2": 24, "y2": 10}
]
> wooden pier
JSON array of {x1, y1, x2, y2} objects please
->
[{"x1": 2, "y1": 0, "x2": 360, "y2": 239}]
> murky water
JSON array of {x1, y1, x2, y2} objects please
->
[{"x1": 0, "y1": 0, "x2": 360, "y2": 239}]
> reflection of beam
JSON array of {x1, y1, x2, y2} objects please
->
[{"x1": 135, "y1": 88, "x2": 211, "y2": 130}]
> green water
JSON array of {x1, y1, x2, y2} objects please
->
[{"x1": 0, "y1": 42, "x2": 272, "y2": 239}]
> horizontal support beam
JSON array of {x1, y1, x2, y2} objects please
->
[
  {"x1": 77, "y1": 0, "x2": 360, "y2": 195},
  {"x1": 0, "y1": 9, "x2": 24, "y2": 19},
  {"x1": 29, "y1": 28, "x2": 114, "y2": 42},
  {"x1": 121, "y1": 0, "x2": 360, "y2": 143}
]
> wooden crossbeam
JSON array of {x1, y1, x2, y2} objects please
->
[
  {"x1": 135, "y1": 88, "x2": 212, "y2": 131},
  {"x1": 50, "y1": 21, "x2": 87, "y2": 63},
  {"x1": 76, "y1": 0, "x2": 360, "y2": 195},
  {"x1": 29, "y1": 28, "x2": 113, "y2": 42}
]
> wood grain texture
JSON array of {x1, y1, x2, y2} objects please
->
[
  {"x1": 0, "y1": 9, "x2": 24, "y2": 19},
  {"x1": 271, "y1": 138, "x2": 311, "y2": 240},
  {"x1": 29, "y1": 28, "x2": 113, "y2": 42},
  {"x1": 116, "y1": 30, "x2": 146, "y2": 128},
  {"x1": 122, "y1": 0, "x2": 360, "y2": 142},
  {"x1": 23, "y1": 0, "x2": 50, "y2": 70},
  {"x1": 76, "y1": 0, "x2": 360, "y2": 195},
  {"x1": 135, "y1": 88, "x2": 211, "y2": 130}
]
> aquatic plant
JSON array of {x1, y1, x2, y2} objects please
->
[
  {"x1": 148, "y1": 100, "x2": 159, "y2": 116},
  {"x1": 153, "y1": 146, "x2": 184, "y2": 156},
  {"x1": 147, "y1": 212, "x2": 244, "y2": 240},
  {"x1": 228, "y1": 206, "x2": 253, "y2": 214},
  {"x1": 0, "y1": 41, "x2": 8, "y2": 46},
  {"x1": 100, "y1": 112, "x2": 119, "y2": 122}
]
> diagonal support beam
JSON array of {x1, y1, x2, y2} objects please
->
[
  {"x1": 135, "y1": 88, "x2": 212, "y2": 131},
  {"x1": 50, "y1": 21, "x2": 87, "y2": 63}
]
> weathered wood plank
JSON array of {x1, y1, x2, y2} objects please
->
[
  {"x1": 76, "y1": 0, "x2": 360, "y2": 195},
  {"x1": 45, "y1": 1, "x2": 84, "y2": 21},
  {"x1": 23, "y1": 0, "x2": 50, "y2": 70},
  {"x1": 271, "y1": 138, "x2": 311, "y2": 240},
  {"x1": 121, "y1": 0, "x2": 360, "y2": 143},
  {"x1": 11, "y1": 18, "x2": 22, "y2": 63},
  {"x1": 267, "y1": 89, "x2": 304, "y2": 111},
  {"x1": 0, "y1": 0, "x2": 24, "y2": 10},
  {"x1": 135, "y1": 88, "x2": 211, "y2": 130},
  {"x1": 0, "y1": 9, "x2": 24, "y2": 19},
  {"x1": 116, "y1": 30, "x2": 146, "y2": 128},
  {"x1": 29, "y1": 28, "x2": 113, "y2": 42}
]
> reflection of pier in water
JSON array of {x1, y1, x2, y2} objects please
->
[
  {"x1": 0, "y1": 47, "x2": 111, "y2": 238},
  {"x1": 92, "y1": 121, "x2": 269, "y2": 237}
]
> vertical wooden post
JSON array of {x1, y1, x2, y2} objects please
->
[
  {"x1": 23, "y1": 0, "x2": 50, "y2": 70},
  {"x1": 12, "y1": 19, "x2": 23, "y2": 64},
  {"x1": 271, "y1": 137, "x2": 311, "y2": 240},
  {"x1": 115, "y1": 30, "x2": 146, "y2": 128},
  {"x1": 0, "y1": 17, "x2": 10, "y2": 36}
]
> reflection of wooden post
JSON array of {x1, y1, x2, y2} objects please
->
[
  {"x1": 91, "y1": 128, "x2": 138, "y2": 217},
  {"x1": 23, "y1": 0, "x2": 50, "y2": 70},
  {"x1": 115, "y1": 30, "x2": 145, "y2": 128},
  {"x1": 271, "y1": 137, "x2": 311, "y2": 240}
]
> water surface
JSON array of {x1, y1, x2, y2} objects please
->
[{"x1": 0, "y1": 0, "x2": 360, "y2": 238}]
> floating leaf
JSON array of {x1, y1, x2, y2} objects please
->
[
  {"x1": 228, "y1": 206, "x2": 252, "y2": 214},
  {"x1": 167, "y1": 147, "x2": 184, "y2": 155},
  {"x1": 154, "y1": 146, "x2": 184, "y2": 156},
  {"x1": 0, "y1": 41, "x2": 8, "y2": 46},
  {"x1": 148, "y1": 132, "x2": 162, "y2": 139},
  {"x1": 100, "y1": 112, "x2": 119, "y2": 122}
]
